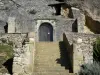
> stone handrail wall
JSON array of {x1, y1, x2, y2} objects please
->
[
  {"x1": 28, "y1": 32, "x2": 36, "y2": 75},
  {"x1": 0, "y1": 33, "x2": 27, "y2": 75},
  {"x1": 63, "y1": 32, "x2": 100, "y2": 74},
  {"x1": 13, "y1": 32, "x2": 35, "y2": 75}
]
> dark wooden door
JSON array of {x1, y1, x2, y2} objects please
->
[{"x1": 39, "y1": 23, "x2": 53, "y2": 41}]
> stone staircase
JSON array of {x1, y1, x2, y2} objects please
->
[{"x1": 33, "y1": 42, "x2": 74, "y2": 75}]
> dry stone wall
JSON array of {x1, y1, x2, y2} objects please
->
[
  {"x1": 64, "y1": 32, "x2": 100, "y2": 73},
  {"x1": 13, "y1": 32, "x2": 35, "y2": 75},
  {"x1": 0, "y1": 33, "x2": 27, "y2": 75}
]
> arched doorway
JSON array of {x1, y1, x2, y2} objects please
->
[{"x1": 39, "y1": 23, "x2": 53, "y2": 41}]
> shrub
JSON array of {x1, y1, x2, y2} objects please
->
[
  {"x1": 93, "y1": 38, "x2": 100, "y2": 61},
  {"x1": 79, "y1": 61, "x2": 100, "y2": 75},
  {"x1": 0, "y1": 38, "x2": 7, "y2": 43}
]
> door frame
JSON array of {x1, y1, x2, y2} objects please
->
[
  {"x1": 39, "y1": 23, "x2": 53, "y2": 41},
  {"x1": 35, "y1": 20, "x2": 56, "y2": 42}
]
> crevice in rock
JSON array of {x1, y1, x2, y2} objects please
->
[
  {"x1": 68, "y1": 8, "x2": 74, "y2": 18},
  {"x1": 4, "y1": 23, "x2": 8, "y2": 33},
  {"x1": 54, "y1": 4, "x2": 61, "y2": 15},
  {"x1": 85, "y1": 15, "x2": 100, "y2": 34},
  {"x1": 72, "y1": 19, "x2": 78, "y2": 32},
  {"x1": 49, "y1": 3, "x2": 62, "y2": 15},
  {"x1": 3, "y1": 58, "x2": 13, "y2": 75}
]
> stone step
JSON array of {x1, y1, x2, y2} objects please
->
[
  {"x1": 34, "y1": 63, "x2": 62, "y2": 67},
  {"x1": 34, "y1": 67, "x2": 69, "y2": 72},
  {"x1": 36, "y1": 47, "x2": 60, "y2": 50},
  {"x1": 36, "y1": 50, "x2": 60, "y2": 53},
  {"x1": 35, "y1": 53, "x2": 60, "y2": 56},
  {"x1": 35, "y1": 54, "x2": 60, "y2": 56},
  {"x1": 34, "y1": 66, "x2": 66, "y2": 70},
  {"x1": 33, "y1": 72, "x2": 72, "y2": 75},
  {"x1": 33, "y1": 42, "x2": 74, "y2": 75},
  {"x1": 35, "y1": 56, "x2": 60, "y2": 60},
  {"x1": 69, "y1": 73, "x2": 75, "y2": 75},
  {"x1": 34, "y1": 70, "x2": 69, "y2": 73},
  {"x1": 35, "y1": 56, "x2": 59, "y2": 58},
  {"x1": 35, "y1": 56, "x2": 60, "y2": 59},
  {"x1": 36, "y1": 42, "x2": 59, "y2": 45},
  {"x1": 34, "y1": 65, "x2": 62, "y2": 68},
  {"x1": 34, "y1": 61, "x2": 59, "y2": 64},
  {"x1": 34, "y1": 66, "x2": 65, "y2": 70},
  {"x1": 35, "y1": 59, "x2": 60, "y2": 61},
  {"x1": 35, "y1": 51, "x2": 60, "y2": 54},
  {"x1": 36, "y1": 43, "x2": 59, "y2": 50}
]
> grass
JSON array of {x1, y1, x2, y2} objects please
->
[
  {"x1": 0, "y1": 44, "x2": 13, "y2": 73},
  {"x1": 0, "y1": 44, "x2": 13, "y2": 59}
]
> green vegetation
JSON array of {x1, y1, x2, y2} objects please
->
[
  {"x1": 0, "y1": 44, "x2": 13, "y2": 59},
  {"x1": 79, "y1": 38, "x2": 100, "y2": 75},
  {"x1": 0, "y1": 39, "x2": 13, "y2": 73},
  {"x1": 93, "y1": 38, "x2": 100, "y2": 61},
  {"x1": 79, "y1": 61, "x2": 100, "y2": 75}
]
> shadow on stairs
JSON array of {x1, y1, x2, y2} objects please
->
[{"x1": 56, "y1": 41, "x2": 73, "y2": 73}]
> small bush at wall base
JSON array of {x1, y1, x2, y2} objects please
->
[
  {"x1": 79, "y1": 61, "x2": 100, "y2": 75},
  {"x1": 93, "y1": 38, "x2": 100, "y2": 61}
]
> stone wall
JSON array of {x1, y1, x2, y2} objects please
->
[
  {"x1": 56, "y1": 18, "x2": 75, "y2": 41},
  {"x1": 0, "y1": 33, "x2": 27, "y2": 75},
  {"x1": 71, "y1": 7, "x2": 85, "y2": 33},
  {"x1": 13, "y1": 32, "x2": 35, "y2": 75},
  {"x1": 0, "y1": 33, "x2": 35, "y2": 75},
  {"x1": 63, "y1": 32, "x2": 100, "y2": 73},
  {"x1": 0, "y1": 33, "x2": 27, "y2": 47}
]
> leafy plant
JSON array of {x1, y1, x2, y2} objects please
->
[
  {"x1": 93, "y1": 38, "x2": 100, "y2": 61},
  {"x1": 79, "y1": 61, "x2": 100, "y2": 75}
]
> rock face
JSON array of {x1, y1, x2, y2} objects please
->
[
  {"x1": 64, "y1": 0, "x2": 100, "y2": 33},
  {"x1": 65, "y1": 0, "x2": 100, "y2": 18},
  {"x1": 0, "y1": 0, "x2": 54, "y2": 33},
  {"x1": 0, "y1": 20, "x2": 7, "y2": 33},
  {"x1": 0, "y1": 0, "x2": 100, "y2": 33}
]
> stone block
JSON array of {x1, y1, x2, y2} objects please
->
[
  {"x1": 74, "y1": 60, "x2": 84, "y2": 66},
  {"x1": 8, "y1": 17, "x2": 16, "y2": 33},
  {"x1": 75, "y1": 55, "x2": 83, "y2": 61},
  {"x1": 13, "y1": 64, "x2": 23, "y2": 74},
  {"x1": 73, "y1": 65, "x2": 81, "y2": 73},
  {"x1": 77, "y1": 14, "x2": 85, "y2": 33},
  {"x1": 71, "y1": 7, "x2": 80, "y2": 19},
  {"x1": 28, "y1": 32, "x2": 35, "y2": 38}
]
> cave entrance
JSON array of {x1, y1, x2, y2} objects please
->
[
  {"x1": 48, "y1": 2, "x2": 65, "y2": 16},
  {"x1": 55, "y1": 4, "x2": 61, "y2": 15},
  {"x1": 4, "y1": 23, "x2": 8, "y2": 33},
  {"x1": 72, "y1": 19, "x2": 78, "y2": 32}
]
